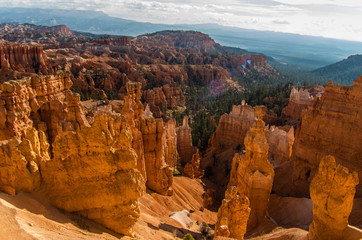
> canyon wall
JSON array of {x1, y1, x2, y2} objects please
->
[{"x1": 290, "y1": 76, "x2": 362, "y2": 197}]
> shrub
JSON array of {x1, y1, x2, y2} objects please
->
[{"x1": 183, "y1": 233, "x2": 195, "y2": 240}]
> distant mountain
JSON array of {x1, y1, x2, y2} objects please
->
[
  {"x1": 312, "y1": 55, "x2": 362, "y2": 85},
  {"x1": 1, "y1": 7, "x2": 362, "y2": 70}
]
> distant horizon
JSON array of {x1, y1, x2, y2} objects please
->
[{"x1": 0, "y1": 0, "x2": 361, "y2": 42}]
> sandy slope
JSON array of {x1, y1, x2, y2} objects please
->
[{"x1": 0, "y1": 177, "x2": 217, "y2": 240}]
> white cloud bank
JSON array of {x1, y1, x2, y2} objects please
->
[{"x1": 0, "y1": 0, "x2": 361, "y2": 42}]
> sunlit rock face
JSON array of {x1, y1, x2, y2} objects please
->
[
  {"x1": 215, "y1": 186, "x2": 250, "y2": 240},
  {"x1": 290, "y1": 76, "x2": 362, "y2": 197},
  {"x1": 0, "y1": 74, "x2": 146, "y2": 236},
  {"x1": 228, "y1": 106, "x2": 274, "y2": 231},
  {"x1": 308, "y1": 155, "x2": 359, "y2": 240}
]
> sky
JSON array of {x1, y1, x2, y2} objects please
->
[{"x1": 0, "y1": 0, "x2": 362, "y2": 42}]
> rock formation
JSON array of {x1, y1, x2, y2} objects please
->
[
  {"x1": 308, "y1": 155, "x2": 359, "y2": 240},
  {"x1": 165, "y1": 119, "x2": 178, "y2": 169},
  {"x1": 203, "y1": 101, "x2": 255, "y2": 186},
  {"x1": 203, "y1": 189, "x2": 217, "y2": 209},
  {"x1": 0, "y1": 42, "x2": 51, "y2": 76},
  {"x1": 140, "y1": 109, "x2": 173, "y2": 196},
  {"x1": 41, "y1": 113, "x2": 145, "y2": 236},
  {"x1": 266, "y1": 126, "x2": 294, "y2": 167},
  {"x1": 228, "y1": 106, "x2": 274, "y2": 230},
  {"x1": 0, "y1": 74, "x2": 146, "y2": 236},
  {"x1": 215, "y1": 186, "x2": 251, "y2": 240},
  {"x1": 282, "y1": 86, "x2": 325, "y2": 124},
  {"x1": 142, "y1": 84, "x2": 185, "y2": 110},
  {"x1": 176, "y1": 116, "x2": 195, "y2": 165},
  {"x1": 122, "y1": 82, "x2": 174, "y2": 195},
  {"x1": 290, "y1": 76, "x2": 362, "y2": 197},
  {"x1": 183, "y1": 149, "x2": 204, "y2": 179}
]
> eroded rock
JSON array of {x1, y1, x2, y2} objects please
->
[
  {"x1": 215, "y1": 186, "x2": 251, "y2": 240},
  {"x1": 308, "y1": 155, "x2": 359, "y2": 240}
]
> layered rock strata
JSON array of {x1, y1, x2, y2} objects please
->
[
  {"x1": 228, "y1": 106, "x2": 274, "y2": 230},
  {"x1": 291, "y1": 76, "x2": 362, "y2": 197},
  {"x1": 308, "y1": 155, "x2": 359, "y2": 240},
  {"x1": 0, "y1": 74, "x2": 146, "y2": 236},
  {"x1": 215, "y1": 186, "x2": 251, "y2": 239}
]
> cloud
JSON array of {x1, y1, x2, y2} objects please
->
[
  {"x1": 0, "y1": 0, "x2": 361, "y2": 41},
  {"x1": 272, "y1": 20, "x2": 289, "y2": 24}
]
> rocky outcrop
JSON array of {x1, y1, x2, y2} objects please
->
[
  {"x1": 202, "y1": 101, "x2": 255, "y2": 186},
  {"x1": 122, "y1": 82, "x2": 175, "y2": 196},
  {"x1": 41, "y1": 113, "x2": 145, "y2": 236},
  {"x1": 89, "y1": 36, "x2": 131, "y2": 45},
  {"x1": 140, "y1": 110, "x2": 173, "y2": 196},
  {"x1": 183, "y1": 149, "x2": 204, "y2": 179},
  {"x1": 308, "y1": 155, "x2": 359, "y2": 240},
  {"x1": 0, "y1": 74, "x2": 146, "y2": 236},
  {"x1": 266, "y1": 126, "x2": 294, "y2": 167},
  {"x1": 142, "y1": 84, "x2": 185, "y2": 116},
  {"x1": 290, "y1": 76, "x2": 362, "y2": 197},
  {"x1": 228, "y1": 106, "x2": 274, "y2": 231},
  {"x1": 165, "y1": 119, "x2": 178, "y2": 169},
  {"x1": 282, "y1": 86, "x2": 325, "y2": 123},
  {"x1": 176, "y1": 116, "x2": 195, "y2": 165},
  {"x1": 215, "y1": 186, "x2": 251, "y2": 239},
  {"x1": 0, "y1": 42, "x2": 51, "y2": 76}
]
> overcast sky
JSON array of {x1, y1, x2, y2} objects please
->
[{"x1": 1, "y1": 0, "x2": 362, "y2": 42}]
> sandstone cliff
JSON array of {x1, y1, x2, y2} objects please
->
[
  {"x1": 140, "y1": 114, "x2": 173, "y2": 196},
  {"x1": 308, "y1": 155, "x2": 359, "y2": 240},
  {"x1": 0, "y1": 42, "x2": 52, "y2": 77},
  {"x1": 290, "y1": 76, "x2": 362, "y2": 197},
  {"x1": 228, "y1": 106, "x2": 274, "y2": 231},
  {"x1": 176, "y1": 116, "x2": 195, "y2": 165},
  {"x1": 215, "y1": 186, "x2": 251, "y2": 240},
  {"x1": 202, "y1": 101, "x2": 255, "y2": 186},
  {"x1": 0, "y1": 74, "x2": 146, "y2": 236},
  {"x1": 266, "y1": 126, "x2": 294, "y2": 167},
  {"x1": 142, "y1": 84, "x2": 185, "y2": 109},
  {"x1": 282, "y1": 86, "x2": 325, "y2": 124},
  {"x1": 183, "y1": 149, "x2": 204, "y2": 179},
  {"x1": 121, "y1": 82, "x2": 174, "y2": 195}
]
